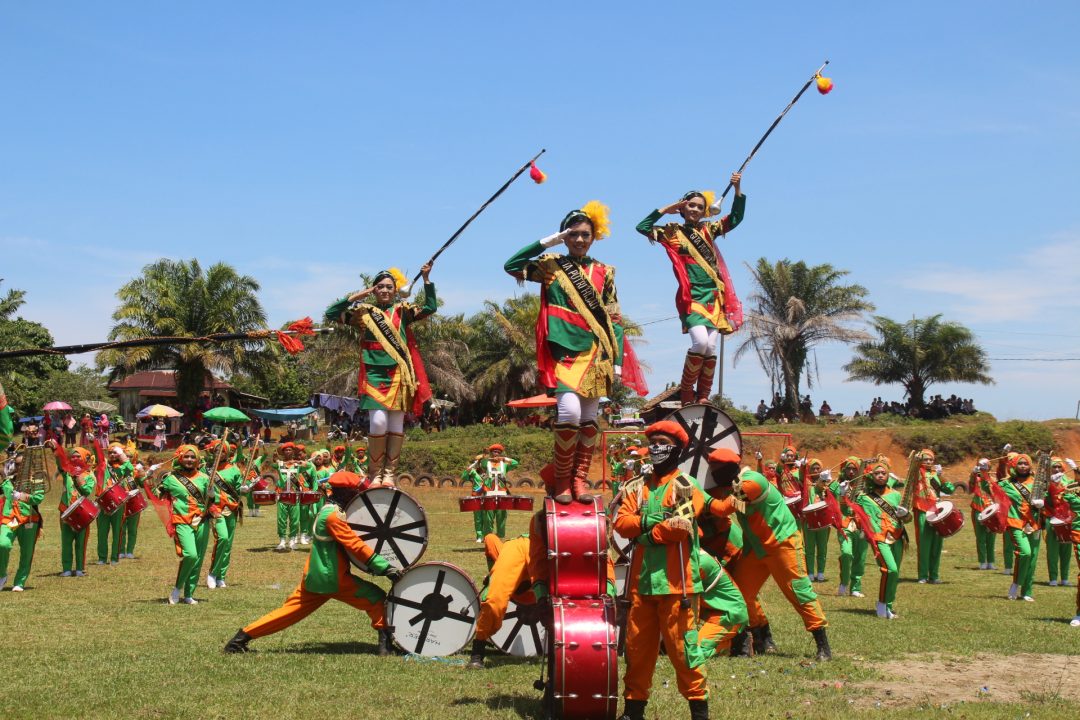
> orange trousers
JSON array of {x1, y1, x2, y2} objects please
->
[
  {"x1": 728, "y1": 534, "x2": 827, "y2": 632},
  {"x1": 243, "y1": 583, "x2": 386, "y2": 639},
  {"x1": 623, "y1": 594, "x2": 706, "y2": 702},
  {"x1": 476, "y1": 534, "x2": 532, "y2": 641}
]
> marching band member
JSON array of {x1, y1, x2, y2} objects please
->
[
  {"x1": 1054, "y1": 470, "x2": 1080, "y2": 625},
  {"x1": 207, "y1": 440, "x2": 245, "y2": 590},
  {"x1": 462, "y1": 454, "x2": 491, "y2": 543},
  {"x1": 1000, "y1": 453, "x2": 1042, "y2": 601},
  {"x1": 854, "y1": 459, "x2": 907, "y2": 619},
  {"x1": 505, "y1": 202, "x2": 635, "y2": 505},
  {"x1": 94, "y1": 443, "x2": 133, "y2": 565},
  {"x1": 613, "y1": 421, "x2": 710, "y2": 720},
  {"x1": 467, "y1": 533, "x2": 544, "y2": 669},
  {"x1": 324, "y1": 263, "x2": 437, "y2": 487},
  {"x1": 635, "y1": 174, "x2": 746, "y2": 406},
  {"x1": 53, "y1": 443, "x2": 95, "y2": 576},
  {"x1": 118, "y1": 451, "x2": 146, "y2": 560},
  {"x1": 332, "y1": 444, "x2": 366, "y2": 475},
  {"x1": 1045, "y1": 457, "x2": 1072, "y2": 586},
  {"x1": 683, "y1": 546, "x2": 749, "y2": 668},
  {"x1": 830, "y1": 457, "x2": 864, "y2": 596},
  {"x1": 258, "y1": 443, "x2": 312, "y2": 551},
  {"x1": 0, "y1": 445, "x2": 44, "y2": 592},
  {"x1": 304, "y1": 448, "x2": 333, "y2": 533},
  {"x1": 970, "y1": 458, "x2": 998, "y2": 570},
  {"x1": 705, "y1": 448, "x2": 831, "y2": 661},
  {"x1": 998, "y1": 447, "x2": 1017, "y2": 575},
  {"x1": 799, "y1": 458, "x2": 830, "y2": 582},
  {"x1": 156, "y1": 444, "x2": 219, "y2": 605},
  {"x1": 224, "y1": 470, "x2": 399, "y2": 655},
  {"x1": 912, "y1": 449, "x2": 955, "y2": 584},
  {"x1": 486, "y1": 445, "x2": 517, "y2": 538}
]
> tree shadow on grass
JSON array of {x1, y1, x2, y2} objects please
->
[
  {"x1": 832, "y1": 607, "x2": 878, "y2": 617},
  {"x1": 451, "y1": 693, "x2": 542, "y2": 720},
  {"x1": 278, "y1": 640, "x2": 379, "y2": 655},
  {"x1": 451, "y1": 547, "x2": 486, "y2": 553},
  {"x1": 1036, "y1": 617, "x2": 1076, "y2": 625}
]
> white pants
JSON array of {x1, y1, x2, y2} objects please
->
[
  {"x1": 688, "y1": 325, "x2": 720, "y2": 357},
  {"x1": 556, "y1": 393, "x2": 599, "y2": 425},
  {"x1": 369, "y1": 409, "x2": 404, "y2": 435}
]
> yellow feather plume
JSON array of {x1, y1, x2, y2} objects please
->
[
  {"x1": 701, "y1": 190, "x2": 717, "y2": 217},
  {"x1": 388, "y1": 267, "x2": 407, "y2": 290},
  {"x1": 581, "y1": 200, "x2": 611, "y2": 240}
]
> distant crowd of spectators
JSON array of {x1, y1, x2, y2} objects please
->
[{"x1": 752, "y1": 392, "x2": 980, "y2": 424}]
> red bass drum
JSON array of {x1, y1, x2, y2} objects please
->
[
  {"x1": 550, "y1": 597, "x2": 619, "y2": 720},
  {"x1": 544, "y1": 497, "x2": 607, "y2": 598}
]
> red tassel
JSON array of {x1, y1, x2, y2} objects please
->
[
  {"x1": 286, "y1": 317, "x2": 316, "y2": 336},
  {"x1": 277, "y1": 331, "x2": 305, "y2": 354},
  {"x1": 815, "y1": 75, "x2": 834, "y2": 95},
  {"x1": 529, "y1": 162, "x2": 547, "y2": 184}
]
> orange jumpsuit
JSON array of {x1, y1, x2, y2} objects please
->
[{"x1": 475, "y1": 535, "x2": 536, "y2": 642}]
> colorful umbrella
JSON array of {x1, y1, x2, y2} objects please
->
[
  {"x1": 43, "y1": 401, "x2": 72, "y2": 411},
  {"x1": 137, "y1": 404, "x2": 182, "y2": 418},
  {"x1": 506, "y1": 394, "x2": 557, "y2": 409},
  {"x1": 203, "y1": 406, "x2": 250, "y2": 424},
  {"x1": 80, "y1": 400, "x2": 117, "y2": 414}
]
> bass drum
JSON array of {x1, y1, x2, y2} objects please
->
[
  {"x1": 550, "y1": 597, "x2": 619, "y2": 720},
  {"x1": 386, "y1": 562, "x2": 479, "y2": 657},
  {"x1": 663, "y1": 403, "x2": 742, "y2": 491},
  {"x1": 544, "y1": 496, "x2": 607, "y2": 598},
  {"x1": 490, "y1": 598, "x2": 547, "y2": 657},
  {"x1": 344, "y1": 487, "x2": 429, "y2": 572}
]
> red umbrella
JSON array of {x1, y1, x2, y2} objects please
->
[
  {"x1": 43, "y1": 401, "x2": 72, "y2": 411},
  {"x1": 506, "y1": 394, "x2": 557, "y2": 409}
]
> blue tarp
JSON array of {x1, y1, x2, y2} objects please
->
[{"x1": 248, "y1": 407, "x2": 317, "y2": 422}]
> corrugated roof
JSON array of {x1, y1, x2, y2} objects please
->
[{"x1": 109, "y1": 370, "x2": 233, "y2": 391}]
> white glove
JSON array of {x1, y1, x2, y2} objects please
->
[
  {"x1": 794, "y1": 458, "x2": 805, "y2": 468},
  {"x1": 1003, "y1": 443, "x2": 1012, "y2": 453},
  {"x1": 540, "y1": 232, "x2": 564, "y2": 249},
  {"x1": 149, "y1": 463, "x2": 163, "y2": 473},
  {"x1": 239, "y1": 484, "x2": 253, "y2": 494},
  {"x1": 978, "y1": 458, "x2": 990, "y2": 470},
  {"x1": 754, "y1": 451, "x2": 763, "y2": 460},
  {"x1": 838, "y1": 481, "x2": 850, "y2": 494},
  {"x1": 933, "y1": 464, "x2": 942, "y2": 474},
  {"x1": 1050, "y1": 472, "x2": 1065, "y2": 484},
  {"x1": 614, "y1": 365, "x2": 622, "y2": 378},
  {"x1": 1032, "y1": 498, "x2": 1045, "y2": 509},
  {"x1": 1067, "y1": 458, "x2": 1077, "y2": 470},
  {"x1": 895, "y1": 506, "x2": 909, "y2": 518},
  {"x1": 12, "y1": 491, "x2": 27, "y2": 502},
  {"x1": 819, "y1": 469, "x2": 832, "y2": 482}
]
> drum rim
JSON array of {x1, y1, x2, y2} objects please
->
[
  {"x1": 545, "y1": 496, "x2": 606, "y2": 596},
  {"x1": 802, "y1": 500, "x2": 828, "y2": 512},
  {"x1": 60, "y1": 495, "x2": 93, "y2": 519},
  {"x1": 663, "y1": 403, "x2": 743, "y2": 490},
  {"x1": 345, "y1": 486, "x2": 430, "y2": 571},
  {"x1": 386, "y1": 560, "x2": 479, "y2": 656},
  {"x1": 927, "y1": 500, "x2": 955, "y2": 523},
  {"x1": 977, "y1": 503, "x2": 1000, "y2": 520}
]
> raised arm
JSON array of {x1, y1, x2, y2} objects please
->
[{"x1": 504, "y1": 232, "x2": 568, "y2": 281}]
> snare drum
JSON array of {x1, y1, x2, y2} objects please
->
[
  {"x1": 927, "y1": 500, "x2": 965, "y2": 538},
  {"x1": 784, "y1": 494, "x2": 803, "y2": 519},
  {"x1": 250, "y1": 477, "x2": 270, "y2": 493},
  {"x1": 550, "y1": 597, "x2": 619, "y2": 720},
  {"x1": 508, "y1": 495, "x2": 534, "y2": 511},
  {"x1": 801, "y1": 500, "x2": 840, "y2": 530},
  {"x1": 459, "y1": 496, "x2": 484, "y2": 512},
  {"x1": 123, "y1": 490, "x2": 149, "y2": 519},
  {"x1": 60, "y1": 496, "x2": 100, "y2": 533},
  {"x1": 1049, "y1": 516, "x2": 1074, "y2": 543},
  {"x1": 386, "y1": 561, "x2": 479, "y2": 657},
  {"x1": 252, "y1": 490, "x2": 278, "y2": 506},
  {"x1": 344, "y1": 487, "x2": 429, "y2": 571},
  {"x1": 544, "y1": 496, "x2": 607, "y2": 598},
  {"x1": 298, "y1": 491, "x2": 321, "y2": 505},
  {"x1": 277, "y1": 491, "x2": 300, "y2": 505},
  {"x1": 98, "y1": 483, "x2": 130, "y2": 515},
  {"x1": 977, "y1": 503, "x2": 1008, "y2": 534}
]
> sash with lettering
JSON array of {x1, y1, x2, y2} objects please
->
[
  {"x1": 358, "y1": 304, "x2": 432, "y2": 414},
  {"x1": 664, "y1": 223, "x2": 743, "y2": 331},
  {"x1": 868, "y1": 491, "x2": 907, "y2": 543},
  {"x1": 1009, "y1": 478, "x2": 1040, "y2": 531}
]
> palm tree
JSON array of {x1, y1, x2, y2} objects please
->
[
  {"x1": 734, "y1": 258, "x2": 873, "y2": 417},
  {"x1": 843, "y1": 314, "x2": 993, "y2": 412},
  {"x1": 97, "y1": 259, "x2": 270, "y2": 409},
  {"x1": 468, "y1": 296, "x2": 541, "y2": 408}
]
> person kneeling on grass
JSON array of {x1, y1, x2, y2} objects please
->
[{"x1": 224, "y1": 470, "x2": 399, "y2": 655}]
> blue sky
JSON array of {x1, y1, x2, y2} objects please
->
[{"x1": 3, "y1": 2, "x2": 1079, "y2": 419}]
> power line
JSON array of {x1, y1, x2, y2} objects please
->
[{"x1": 988, "y1": 357, "x2": 1080, "y2": 362}]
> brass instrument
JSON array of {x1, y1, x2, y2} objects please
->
[
  {"x1": 12, "y1": 444, "x2": 51, "y2": 497},
  {"x1": 1031, "y1": 451, "x2": 1051, "y2": 506},
  {"x1": 897, "y1": 450, "x2": 919, "y2": 523}
]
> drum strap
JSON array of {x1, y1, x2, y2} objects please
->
[{"x1": 217, "y1": 479, "x2": 240, "y2": 503}]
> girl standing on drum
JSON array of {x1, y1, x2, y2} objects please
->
[
  {"x1": 324, "y1": 263, "x2": 437, "y2": 488},
  {"x1": 53, "y1": 443, "x2": 95, "y2": 577},
  {"x1": 635, "y1": 174, "x2": 745, "y2": 406},
  {"x1": 505, "y1": 202, "x2": 641, "y2": 504},
  {"x1": 855, "y1": 459, "x2": 907, "y2": 619}
]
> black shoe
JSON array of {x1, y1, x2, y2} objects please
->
[
  {"x1": 811, "y1": 627, "x2": 832, "y2": 661},
  {"x1": 377, "y1": 628, "x2": 395, "y2": 657},
  {"x1": 729, "y1": 629, "x2": 751, "y2": 657},
  {"x1": 617, "y1": 699, "x2": 647, "y2": 720},
  {"x1": 224, "y1": 629, "x2": 252, "y2": 653},
  {"x1": 689, "y1": 699, "x2": 709, "y2": 720},
  {"x1": 751, "y1": 623, "x2": 777, "y2": 654},
  {"x1": 467, "y1": 639, "x2": 487, "y2": 669}
]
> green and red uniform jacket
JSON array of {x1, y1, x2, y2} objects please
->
[
  {"x1": 710, "y1": 471, "x2": 798, "y2": 559},
  {"x1": 158, "y1": 470, "x2": 220, "y2": 526},
  {"x1": 472, "y1": 458, "x2": 518, "y2": 493},
  {"x1": 635, "y1": 194, "x2": 746, "y2": 332},
  {"x1": 212, "y1": 463, "x2": 245, "y2": 512},
  {"x1": 970, "y1": 472, "x2": 991, "y2": 512},
  {"x1": 913, "y1": 469, "x2": 954, "y2": 513},
  {"x1": 828, "y1": 479, "x2": 856, "y2": 519},
  {"x1": 504, "y1": 242, "x2": 647, "y2": 397},
  {"x1": 1000, "y1": 473, "x2": 1040, "y2": 530},
  {"x1": 58, "y1": 470, "x2": 95, "y2": 513},
  {"x1": 1057, "y1": 487, "x2": 1080, "y2": 542},
  {"x1": 307, "y1": 503, "x2": 391, "y2": 595},
  {"x1": 774, "y1": 463, "x2": 802, "y2": 499},
  {"x1": 614, "y1": 468, "x2": 705, "y2": 596},
  {"x1": 262, "y1": 460, "x2": 317, "y2": 492},
  {"x1": 324, "y1": 289, "x2": 436, "y2": 414},
  {"x1": 1, "y1": 476, "x2": 44, "y2": 526},
  {"x1": 0, "y1": 393, "x2": 14, "y2": 448},
  {"x1": 855, "y1": 488, "x2": 903, "y2": 543}
]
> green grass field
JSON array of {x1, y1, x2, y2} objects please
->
[{"x1": 3, "y1": 485, "x2": 1078, "y2": 720}]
